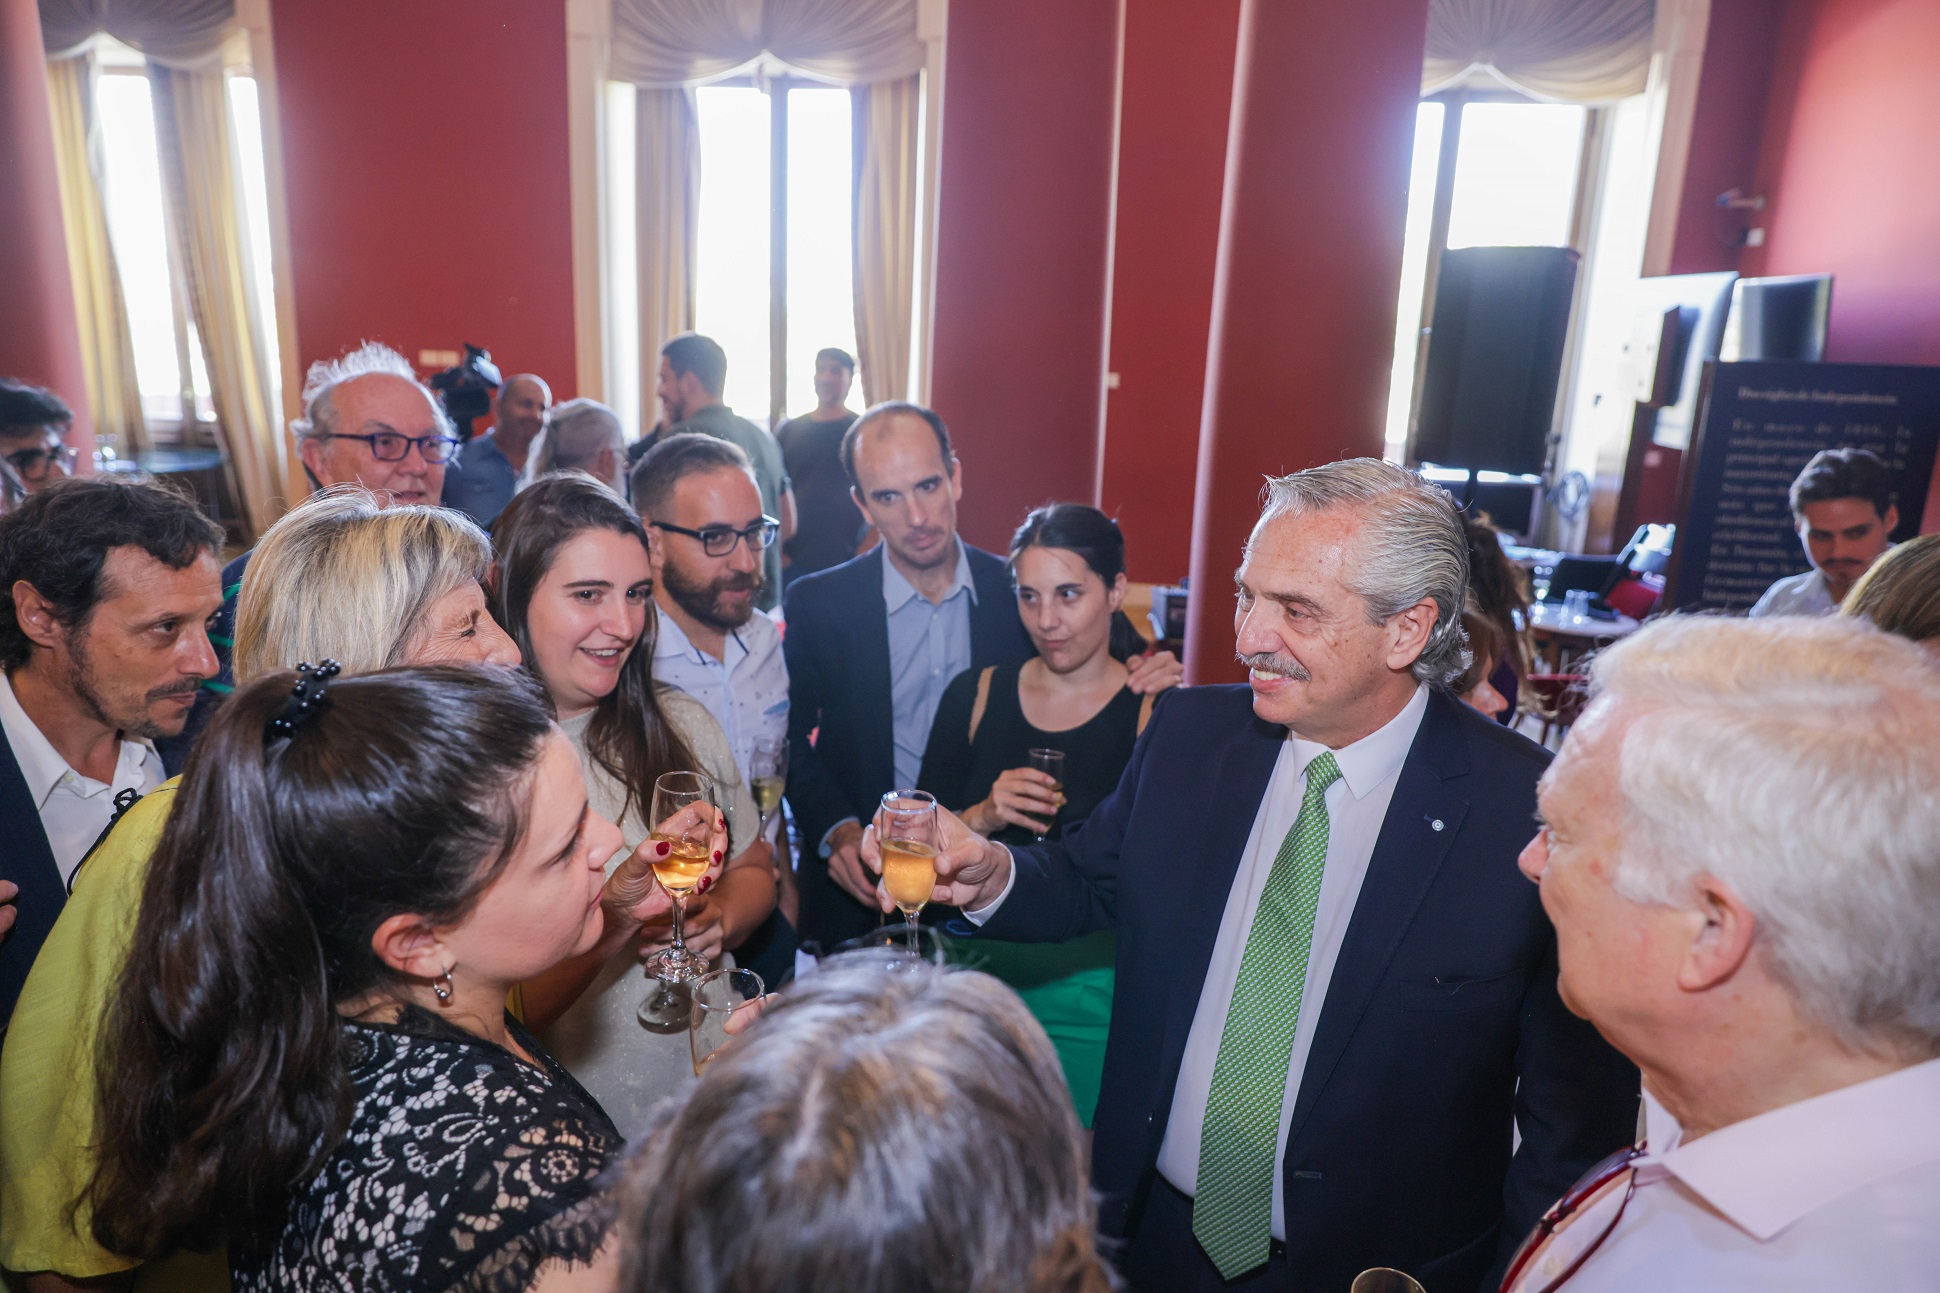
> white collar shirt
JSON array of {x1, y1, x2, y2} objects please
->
[
  {"x1": 0, "y1": 669, "x2": 165, "y2": 885},
  {"x1": 1513, "y1": 1058, "x2": 1940, "y2": 1292},
  {"x1": 652, "y1": 608, "x2": 789, "y2": 842},
  {"x1": 1155, "y1": 684, "x2": 1431, "y2": 1238}
]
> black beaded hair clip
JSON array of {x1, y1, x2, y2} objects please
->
[{"x1": 266, "y1": 660, "x2": 342, "y2": 741}]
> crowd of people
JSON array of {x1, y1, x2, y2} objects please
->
[{"x1": 0, "y1": 339, "x2": 1933, "y2": 1293}]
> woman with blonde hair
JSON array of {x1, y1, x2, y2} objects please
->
[
  {"x1": 1841, "y1": 532, "x2": 1940, "y2": 649},
  {"x1": 0, "y1": 489, "x2": 546, "y2": 1289}
]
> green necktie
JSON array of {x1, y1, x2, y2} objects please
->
[{"x1": 1192, "y1": 750, "x2": 1342, "y2": 1279}]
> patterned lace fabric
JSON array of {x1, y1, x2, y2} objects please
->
[{"x1": 232, "y1": 1008, "x2": 621, "y2": 1293}]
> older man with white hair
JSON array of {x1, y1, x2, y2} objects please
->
[
  {"x1": 889, "y1": 458, "x2": 1639, "y2": 1292},
  {"x1": 1505, "y1": 615, "x2": 1940, "y2": 1292},
  {"x1": 160, "y1": 341, "x2": 462, "y2": 762}
]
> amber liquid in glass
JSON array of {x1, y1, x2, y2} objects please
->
[
  {"x1": 881, "y1": 838, "x2": 939, "y2": 911},
  {"x1": 651, "y1": 836, "x2": 711, "y2": 895}
]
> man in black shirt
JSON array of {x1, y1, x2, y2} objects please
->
[{"x1": 776, "y1": 348, "x2": 861, "y2": 585}]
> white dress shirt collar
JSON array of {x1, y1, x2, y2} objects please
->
[
  {"x1": 1286, "y1": 683, "x2": 1430, "y2": 802},
  {"x1": 1642, "y1": 1057, "x2": 1940, "y2": 1241},
  {"x1": 881, "y1": 537, "x2": 977, "y2": 614},
  {"x1": 0, "y1": 669, "x2": 159, "y2": 810}
]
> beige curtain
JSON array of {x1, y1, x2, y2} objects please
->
[
  {"x1": 39, "y1": 0, "x2": 234, "y2": 68},
  {"x1": 637, "y1": 86, "x2": 701, "y2": 408},
  {"x1": 851, "y1": 74, "x2": 918, "y2": 407},
  {"x1": 45, "y1": 54, "x2": 146, "y2": 454},
  {"x1": 613, "y1": 0, "x2": 921, "y2": 87},
  {"x1": 1423, "y1": 0, "x2": 1655, "y2": 102},
  {"x1": 150, "y1": 65, "x2": 284, "y2": 537}
]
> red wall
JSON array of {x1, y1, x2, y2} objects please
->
[
  {"x1": 1742, "y1": 0, "x2": 1940, "y2": 366},
  {"x1": 0, "y1": 0, "x2": 92, "y2": 453},
  {"x1": 270, "y1": 0, "x2": 578, "y2": 410},
  {"x1": 1666, "y1": 0, "x2": 1784, "y2": 277},
  {"x1": 928, "y1": 0, "x2": 1121, "y2": 552},
  {"x1": 1097, "y1": 0, "x2": 1241, "y2": 585}
]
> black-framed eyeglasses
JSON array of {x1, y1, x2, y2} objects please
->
[
  {"x1": 4, "y1": 443, "x2": 76, "y2": 480},
  {"x1": 651, "y1": 517, "x2": 780, "y2": 557},
  {"x1": 1499, "y1": 1143, "x2": 1646, "y2": 1293},
  {"x1": 325, "y1": 431, "x2": 463, "y2": 463}
]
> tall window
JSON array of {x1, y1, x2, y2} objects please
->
[
  {"x1": 1383, "y1": 97, "x2": 1590, "y2": 460},
  {"x1": 604, "y1": 79, "x2": 860, "y2": 434},
  {"x1": 93, "y1": 51, "x2": 281, "y2": 439}
]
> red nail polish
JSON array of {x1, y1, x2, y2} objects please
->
[
  {"x1": 712, "y1": 850, "x2": 723, "y2": 863},
  {"x1": 656, "y1": 841, "x2": 671, "y2": 856}
]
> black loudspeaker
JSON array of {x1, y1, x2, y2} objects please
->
[{"x1": 1414, "y1": 246, "x2": 1580, "y2": 477}]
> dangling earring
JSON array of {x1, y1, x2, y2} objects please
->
[{"x1": 433, "y1": 966, "x2": 455, "y2": 1004}]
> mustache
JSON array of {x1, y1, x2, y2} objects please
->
[
  {"x1": 147, "y1": 679, "x2": 204, "y2": 702},
  {"x1": 1237, "y1": 650, "x2": 1310, "y2": 681},
  {"x1": 712, "y1": 571, "x2": 762, "y2": 595}
]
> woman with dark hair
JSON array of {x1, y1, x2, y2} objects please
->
[
  {"x1": 87, "y1": 665, "x2": 717, "y2": 1290},
  {"x1": 615, "y1": 956, "x2": 1118, "y2": 1293},
  {"x1": 917, "y1": 502, "x2": 1151, "y2": 1125},
  {"x1": 490, "y1": 472, "x2": 775, "y2": 1133},
  {"x1": 1461, "y1": 510, "x2": 1531, "y2": 723}
]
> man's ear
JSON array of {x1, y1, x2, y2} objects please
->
[
  {"x1": 948, "y1": 456, "x2": 965, "y2": 501},
  {"x1": 10, "y1": 580, "x2": 65, "y2": 652},
  {"x1": 1383, "y1": 597, "x2": 1439, "y2": 673},
  {"x1": 297, "y1": 437, "x2": 328, "y2": 490},
  {"x1": 370, "y1": 911, "x2": 450, "y2": 982},
  {"x1": 1881, "y1": 503, "x2": 1901, "y2": 535},
  {"x1": 1677, "y1": 876, "x2": 1758, "y2": 993}
]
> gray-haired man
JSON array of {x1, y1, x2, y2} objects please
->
[{"x1": 876, "y1": 458, "x2": 1639, "y2": 1292}]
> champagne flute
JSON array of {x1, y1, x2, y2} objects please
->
[
  {"x1": 1026, "y1": 748, "x2": 1066, "y2": 842},
  {"x1": 877, "y1": 789, "x2": 940, "y2": 951},
  {"x1": 638, "y1": 770, "x2": 715, "y2": 1029},
  {"x1": 690, "y1": 967, "x2": 765, "y2": 1075},
  {"x1": 749, "y1": 735, "x2": 787, "y2": 836}
]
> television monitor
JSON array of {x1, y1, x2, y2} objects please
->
[
  {"x1": 1625, "y1": 271, "x2": 1738, "y2": 451},
  {"x1": 1722, "y1": 274, "x2": 1833, "y2": 363}
]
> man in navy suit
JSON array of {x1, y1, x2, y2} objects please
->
[
  {"x1": 0, "y1": 477, "x2": 223, "y2": 1027},
  {"x1": 782, "y1": 403, "x2": 1179, "y2": 953},
  {"x1": 871, "y1": 459, "x2": 1638, "y2": 1292}
]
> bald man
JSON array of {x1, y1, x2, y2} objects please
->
[{"x1": 442, "y1": 372, "x2": 551, "y2": 527}]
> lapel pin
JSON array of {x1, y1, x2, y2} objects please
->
[{"x1": 1429, "y1": 818, "x2": 1445, "y2": 832}]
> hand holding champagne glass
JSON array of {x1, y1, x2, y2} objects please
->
[
  {"x1": 639, "y1": 771, "x2": 719, "y2": 1027},
  {"x1": 877, "y1": 790, "x2": 940, "y2": 949}
]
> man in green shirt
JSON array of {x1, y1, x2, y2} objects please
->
[{"x1": 655, "y1": 334, "x2": 793, "y2": 611}]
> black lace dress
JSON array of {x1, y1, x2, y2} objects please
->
[{"x1": 232, "y1": 1008, "x2": 621, "y2": 1293}]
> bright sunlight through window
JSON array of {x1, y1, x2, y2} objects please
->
[{"x1": 694, "y1": 86, "x2": 772, "y2": 423}]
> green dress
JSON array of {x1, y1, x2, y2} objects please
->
[{"x1": 920, "y1": 661, "x2": 1141, "y2": 1126}]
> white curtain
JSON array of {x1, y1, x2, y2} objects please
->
[
  {"x1": 39, "y1": 0, "x2": 234, "y2": 69},
  {"x1": 851, "y1": 75, "x2": 918, "y2": 407},
  {"x1": 637, "y1": 87, "x2": 701, "y2": 414},
  {"x1": 1423, "y1": 0, "x2": 1656, "y2": 103},
  {"x1": 612, "y1": 0, "x2": 921, "y2": 87}
]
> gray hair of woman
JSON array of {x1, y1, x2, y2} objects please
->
[
  {"x1": 615, "y1": 956, "x2": 1118, "y2": 1293},
  {"x1": 1259, "y1": 457, "x2": 1471, "y2": 687},
  {"x1": 233, "y1": 485, "x2": 491, "y2": 681}
]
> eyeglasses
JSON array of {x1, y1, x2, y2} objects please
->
[
  {"x1": 4, "y1": 444, "x2": 76, "y2": 480},
  {"x1": 325, "y1": 431, "x2": 463, "y2": 463},
  {"x1": 1499, "y1": 1143, "x2": 1645, "y2": 1293},
  {"x1": 652, "y1": 517, "x2": 780, "y2": 557}
]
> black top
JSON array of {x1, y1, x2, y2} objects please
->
[
  {"x1": 919, "y1": 661, "x2": 1142, "y2": 849},
  {"x1": 232, "y1": 1008, "x2": 620, "y2": 1293},
  {"x1": 775, "y1": 411, "x2": 859, "y2": 579}
]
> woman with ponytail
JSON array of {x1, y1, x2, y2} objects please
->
[
  {"x1": 916, "y1": 503, "x2": 1155, "y2": 1126},
  {"x1": 88, "y1": 665, "x2": 714, "y2": 1290}
]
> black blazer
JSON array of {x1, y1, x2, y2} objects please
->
[
  {"x1": 981, "y1": 685, "x2": 1638, "y2": 1292},
  {"x1": 782, "y1": 543, "x2": 1032, "y2": 948},
  {"x1": 0, "y1": 732, "x2": 63, "y2": 1027}
]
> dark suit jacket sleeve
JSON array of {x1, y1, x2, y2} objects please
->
[
  {"x1": 916, "y1": 668, "x2": 981, "y2": 812},
  {"x1": 974, "y1": 685, "x2": 1185, "y2": 944},
  {"x1": 781, "y1": 578, "x2": 857, "y2": 852},
  {"x1": 1490, "y1": 927, "x2": 1642, "y2": 1283}
]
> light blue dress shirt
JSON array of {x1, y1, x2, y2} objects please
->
[
  {"x1": 883, "y1": 540, "x2": 978, "y2": 792},
  {"x1": 651, "y1": 606, "x2": 789, "y2": 843},
  {"x1": 440, "y1": 430, "x2": 521, "y2": 527}
]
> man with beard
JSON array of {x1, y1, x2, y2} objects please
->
[
  {"x1": 0, "y1": 476, "x2": 223, "y2": 1024},
  {"x1": 632, "y1": 434, "x2": 795, "y2": 979}
]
